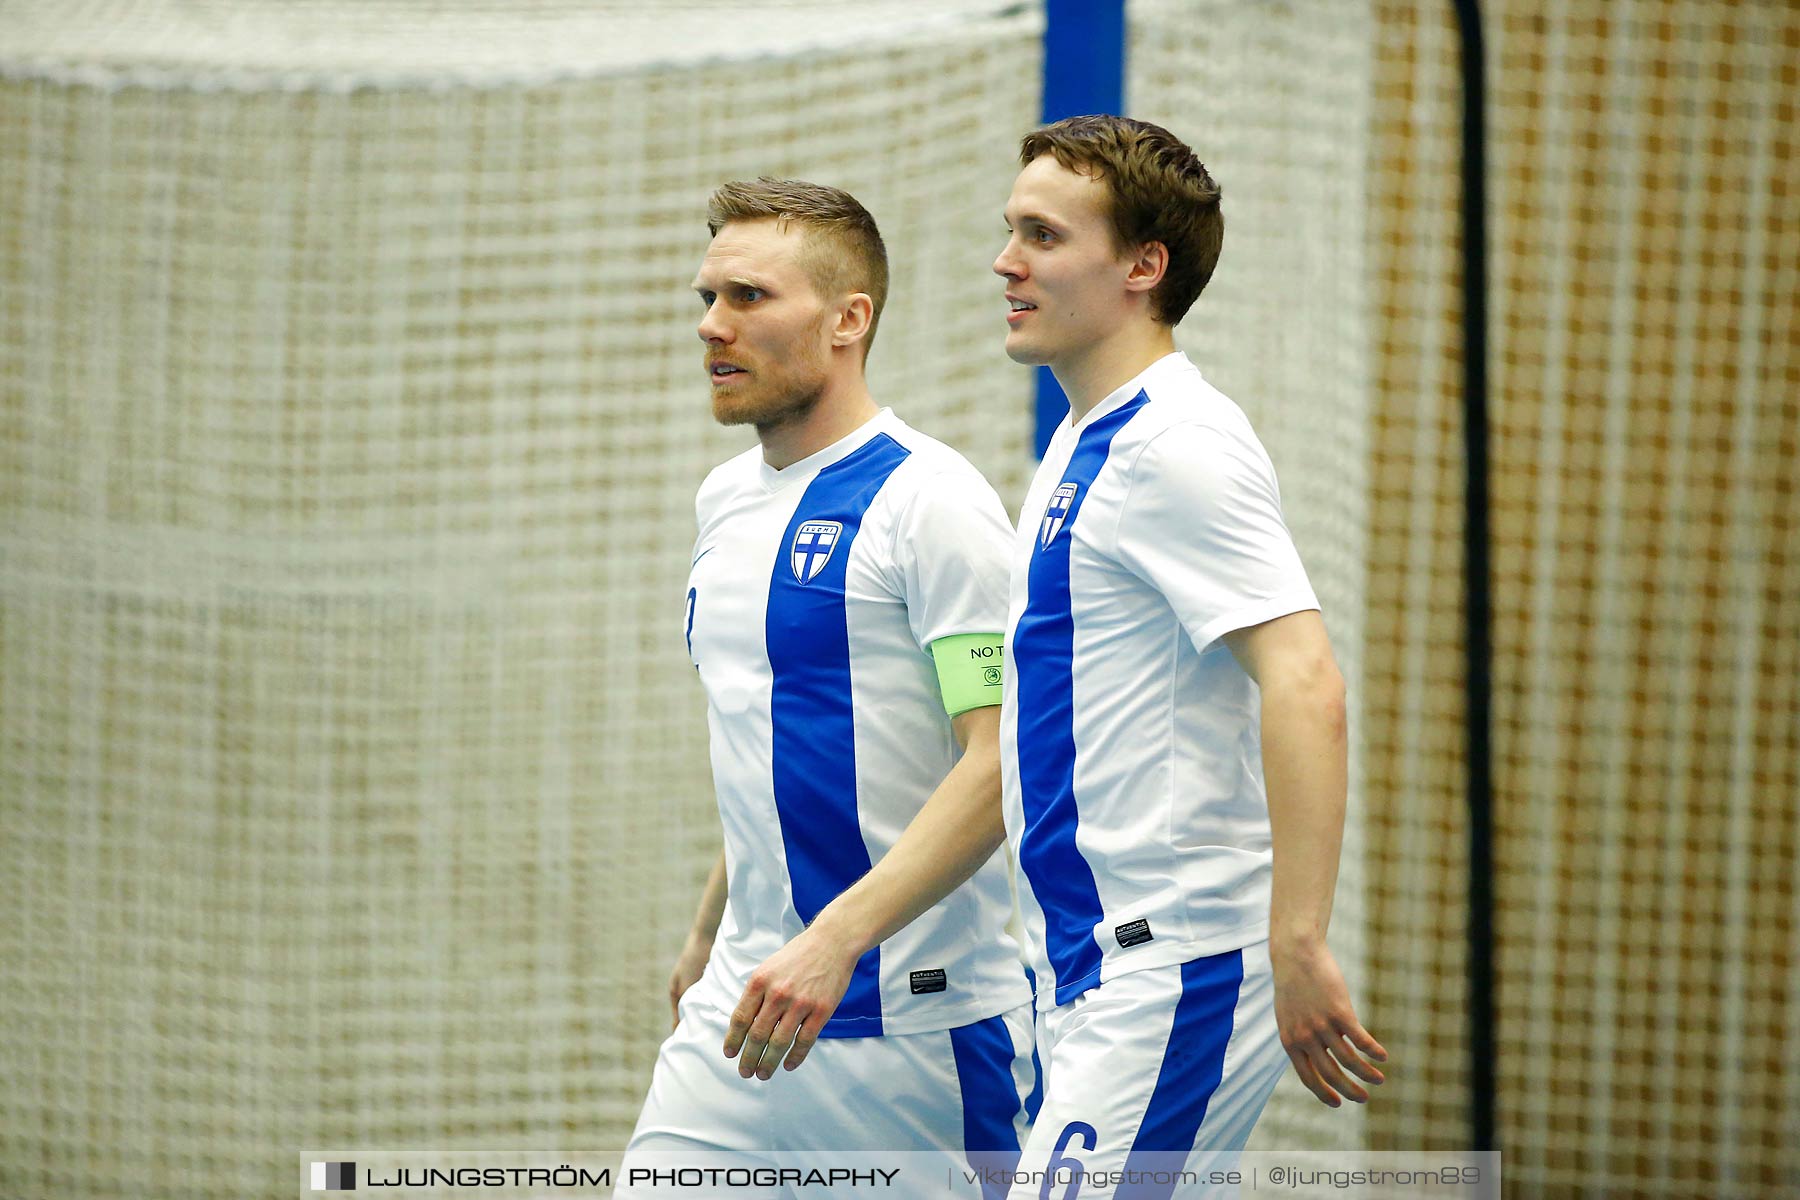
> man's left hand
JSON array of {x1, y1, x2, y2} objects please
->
[{"x1": 1271, "y1": 938, "x2": 1388, "y2": 1106}]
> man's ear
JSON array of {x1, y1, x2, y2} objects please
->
[
  {"x1": 832, "y1": 293, "x2": 875, "y2": 349},
  {"x1": 1123, "y1": 241, "x2": 1170, "y2": 296}
]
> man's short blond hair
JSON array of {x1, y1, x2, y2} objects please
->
[{"x1": 706, "y1": 178, "x2": 889, "y2": 357}]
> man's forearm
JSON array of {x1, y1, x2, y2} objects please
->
[
  {"x1": 687, "y1": 850, "x2": 728, "y2": 948},
  {"x1": 808, "y1": 708, "x2": 1006, "y2": 958},
  {"x1": 1260, "y1": 668, "x2": 1349, "y2": 952}
]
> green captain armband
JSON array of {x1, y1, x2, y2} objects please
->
[{"x1": 930, "y1": 633, "x2": 1005, "y2": 716}]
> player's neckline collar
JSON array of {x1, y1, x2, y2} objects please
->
[
  {"x1": 1068, "y1": 351, "x2": 1192, "y2": 434},
  {"x1": 758, "y1": 407, "x2": 897, "y2": 491}
]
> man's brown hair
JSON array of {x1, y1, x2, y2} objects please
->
[
  {"x1": 1019, "y1": 115, "x2": 1223, "y2": 325},
  {"x1": 706, "y1": 178, "x2": 889, "y2": 357}
]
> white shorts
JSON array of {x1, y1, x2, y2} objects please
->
[
  {"x1": 620, "y1": 983, "x2": 1039, "y2": 1195},
  {"x1": 1010, "y1": 942, "x2": 1286, "y2": 1199}
]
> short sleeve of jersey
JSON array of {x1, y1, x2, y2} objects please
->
[
  {"x1": 1111, "y1": 421, "x2": 1320, "y2": 655},
  {"x1": 887, "y1": 466, "x2": 1013, "y2": 653}
]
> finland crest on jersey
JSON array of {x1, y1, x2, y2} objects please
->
[
  {"x1": 790, "y1": 520, "x2": 842, "y2": 583},
  {"x1": 1038, "y1": 483, "x2": 1079, "y2": 549}
]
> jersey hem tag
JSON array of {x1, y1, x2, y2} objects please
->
[
  {"x1": 909, "y1": 969, "x2": 948, "y2": 994},
  {"x1": 1115, "y1": 919, "x2": 1153, "y2": 949}
]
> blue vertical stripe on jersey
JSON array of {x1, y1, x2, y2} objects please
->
[
  {"x1": 949, "y1": 1014, "x2": 1026, "y2": 1197},
  {"x1": 766, "y1": 432, "x2": 910, "y2": 1037},
  {"x1": 1115, "y1": 950, "x2": 1246, "y2": 1199},
  {"x1": 1013, "y1": 391, "x2": 1150, "y2": 1005}
]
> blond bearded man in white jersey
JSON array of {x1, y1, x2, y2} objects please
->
[
  {"x1": 985, "y1": 116, "x2": 1388, "y2": 1193},
  {"x1": 618, "y1": 180, "x2": 1038, "y2": 1195}
]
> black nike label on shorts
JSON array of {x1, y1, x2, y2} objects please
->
[
  {"x1": 1115, "y1": 919, "x2": 1154, "y2": 948},
  {"x1": 910, "y1": 969, "x2": 947, "y2": 994}
]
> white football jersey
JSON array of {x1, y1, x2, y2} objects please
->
[
  {"x1": 685, "y1": 408, "x2": 1029, "y2": 1037},
  {"x1": 1000, "y1": 353, "x2": 1320, "y2": 1010}
]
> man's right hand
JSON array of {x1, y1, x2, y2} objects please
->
[{"x1": 668, "y1": 936, "x2": 712, "y2": 1029}]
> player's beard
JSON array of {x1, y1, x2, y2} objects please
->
[{"x1": 709, "y1": 341, "x2": 830, "y2": 432}]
